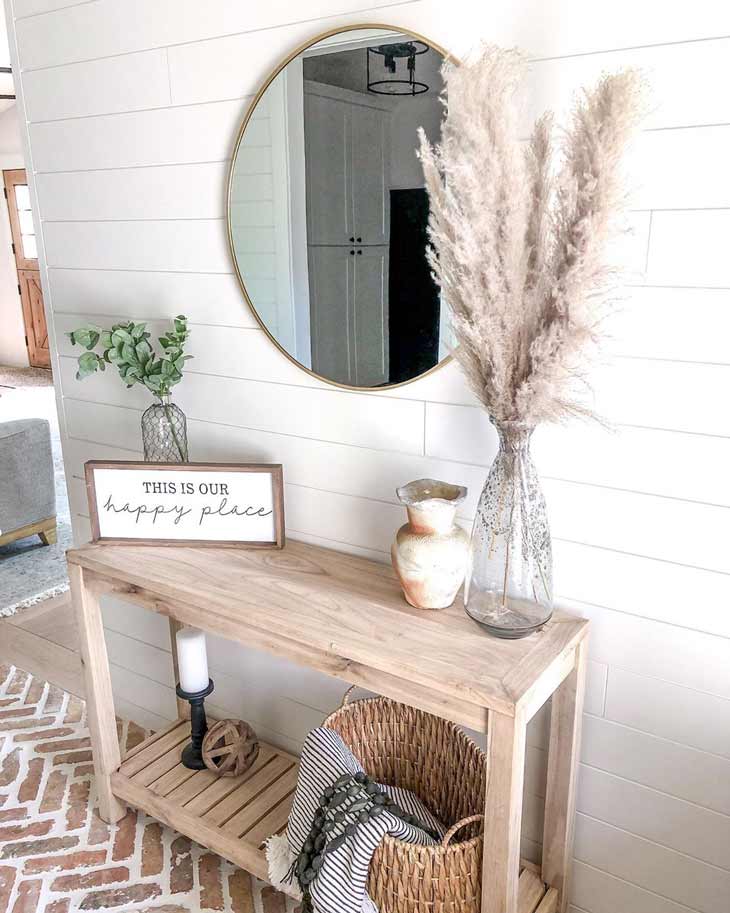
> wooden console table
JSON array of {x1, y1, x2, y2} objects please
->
[{"x1": 67, "y1": 539, "x2": 588, "y2": 913}]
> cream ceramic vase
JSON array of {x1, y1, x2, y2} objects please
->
[{"x1": 391, "y1": 479, "x2": 469, "y2": 610}]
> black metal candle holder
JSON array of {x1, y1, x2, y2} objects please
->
[{"x1": 175, "y1": 678, "x2": 214, "y2": 770}]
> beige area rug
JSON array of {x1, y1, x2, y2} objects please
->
[
  {"x1": 0, "y1": 665, "x2": 297, "y2": 912},
  {"x1": 0, "y1": 367, "x2": 54, "y2": 390},
  {"x1": 0, "y1": 365, "x2": 73, "y2": 616}
]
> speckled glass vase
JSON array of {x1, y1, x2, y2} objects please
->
[
  {"x1": 141, "y1": 394, "x2": 189, "y2": 463},
  {"x1": 464, "y1": 421, "x2": 552, "y2": 638}
]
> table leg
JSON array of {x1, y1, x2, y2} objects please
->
[
  {"x1": 482, "y1": 708, "x2": 527, "y2": 913},
  {"x1": 542, "y1": 639, "x2": 588, "y2": 912},
  {"x1": 69, "y1": 564, "x2": 126, "y2": 824},
  {"x1": 168, "y1": 618, "x2": 191, "y2": 720}
]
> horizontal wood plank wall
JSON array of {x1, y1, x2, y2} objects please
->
[{"x1": 5, "y1": 1, "x2": 729, "y2": 910}]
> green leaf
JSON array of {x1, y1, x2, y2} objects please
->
[
  {"x1": 148, "y1": 359, "x2": 163, "y2": 375},
  {"x1": 135, "y1": 340, "x2": 152, "y2": 365},
  {"x1": 69, "y1": 326, "x2": 101, "y2": 350},
  {"x1": 174, "y1": 317, "x2": 186, "y2": 336},
  {"x1": 161, "y1": 359, "x2": 174, "y2": 376},
  {"x1": 76, "y1": 351, "x2": 100, "y2": 380},
  {"x1": 112, "y1": 328, "x2": 133, "y2": 345},
  {"x1": 131, "y1": 323, "x2": 147, "y2": 341},
  {"x1": 120, "y1": 342, "x2": 137, "y2": 364},
  {"x1": 100, "y1": 330, "x2": 113, "y2": 349},
  {"x1": 143, "y1": 374, "x2": 162, "y2": 393}
]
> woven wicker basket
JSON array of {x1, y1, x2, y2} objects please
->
[{"x1": 323, "y1": 689, "x2": 487, "y2": 913}]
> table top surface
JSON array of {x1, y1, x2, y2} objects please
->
[{"x1": 68, "y1": 538, "x2": 588, "y2": 718}]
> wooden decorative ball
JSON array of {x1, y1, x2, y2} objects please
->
[{"x1": 202, "y1": 719, "x2": 259, "y2": 778}]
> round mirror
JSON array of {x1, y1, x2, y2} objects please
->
[{"x1": 228, "y1": 26, "x2": 451, "y2": 390}]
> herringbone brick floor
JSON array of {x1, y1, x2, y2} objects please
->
[{"x1": 0, "y1": 664, "x2": 297, "y2": 913}]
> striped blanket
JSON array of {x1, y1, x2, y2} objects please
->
[{"x1": 267, "y1": 726, "x2": 445, "y2": 913}]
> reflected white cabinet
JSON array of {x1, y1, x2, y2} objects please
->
[
  {"x1": 308, "y1": 246, "x2": 351, "y2": 384},
  {"x1": 304, "y1": 91, "x2": 351, "y2": 244},
  {"x1": 309, "y1": 245, "x2": 389, "y2": 387},
  {"x1": 350, "y1": 102, "x2": 388, "y2": 246},
  {"x1": 352, "y1": 246, "x2": 389, "y2": 386},
  {"x1": 304, "y1": 79, "x2": 391, "y2": 386},
  {"x1": 304, "y1": 81, "x2": 389, "y2": 246}
]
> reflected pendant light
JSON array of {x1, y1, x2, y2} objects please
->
[{"x1": 367, "y1": 41, "x2": 429, "y2": 96}]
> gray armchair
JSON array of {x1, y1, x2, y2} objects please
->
[{"x1": 0, "y1": 419, "x2": 57, "y2": 547}]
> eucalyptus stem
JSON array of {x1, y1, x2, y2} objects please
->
[{"x1": 161, "y1": 400, "x2": 187, "y2": 462}]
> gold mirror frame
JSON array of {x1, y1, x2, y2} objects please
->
[{"x1": 226, "y1": 23, "x2": 455, "y2": 393}]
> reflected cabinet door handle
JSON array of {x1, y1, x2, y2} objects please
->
[
  {"x1": 350, "y1": 250, "x2": 355, "y2": 255},
  {"x1": 357, "y1": 249, "x2": 362, "y2": 255},
  {"x1": 349, "y1": 236, "x2": 355, "y2": 242},
  {"x1": 356, "y1": 237, "x2": 362, "y2": 242}
]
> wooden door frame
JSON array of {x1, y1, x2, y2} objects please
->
[
  {"x1": 3, "y1": 167, "x2": 49, "y2": 368},
  {"x1": 4, "y1": 168, "x2": 37, "y2": 270}
]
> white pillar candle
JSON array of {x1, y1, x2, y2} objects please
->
[{"x1": 176, "y1": 627, "x2": 209, "y2": 694}]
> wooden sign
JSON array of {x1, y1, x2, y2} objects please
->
[{"x1": 85, "y1": 461, "x2": 284, "y2": 548}]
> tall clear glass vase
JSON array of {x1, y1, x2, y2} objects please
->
[
  {"x1": 464, "y1": 421, "x2": 552, "y2": 638},
  {"x1": 141, "y1": 394, "x2": 189, "y2": 463}
]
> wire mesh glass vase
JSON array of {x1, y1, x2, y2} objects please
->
[
  {"x1": 141, "y1": 395, "x2": 189, "y2": 463},
  {"x1": 464, "y1": 420, "x2": 552, "y2": 638}
]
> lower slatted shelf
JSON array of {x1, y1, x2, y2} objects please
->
[
  {"x1": 111, "y1": 718, "x2": 299, "y2": 881},
  {"x1": 113, "y1": 721, "x2": 551, "y2": 911}
]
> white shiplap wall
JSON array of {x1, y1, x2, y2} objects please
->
[{"x1": 5, "y1": 1, "x2": 730, "y2": 911}]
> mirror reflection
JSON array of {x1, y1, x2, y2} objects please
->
[{"x1": 229, "y1": 28, "x2": 450, "y2": 389}]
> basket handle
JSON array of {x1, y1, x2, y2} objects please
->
[
  {"x1": 338, "y1": 684, "x2": 358, "y2": 710},
  {"x1": 441, "y1": 814, "x2": 483, "y2": 847}
]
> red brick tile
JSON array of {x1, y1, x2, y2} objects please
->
[
  {"x1": 37, "y1": 736, "x2": 91, "y2": 754},
  {"x1": 52, "y1": 750, "x2": 92, "y2": 766},
  {"x1": 261, "y1": 886, "x2": 287, "y2": 913},
  {"x1": 14, "y1": 726, "x2": 71, "y2": 743},
  {"x1": 44, "y1": 901, "x2": 70, "y2": 913},
  {"x1": 0, "y1": 866, "x2": 16, "y2": 913},
  {"x1": 63, "y1": 697, "x2": 83, "y2": 724},
  {"x1": 5, "y1": 671, "x2": 29, "y2": 696},
  {"x1": 111, "y1": 809, "x2": 137, "y2": 862},
  {"x1": 50, "y1": 866, "x2": 130, "y2": 892},
  {"x1": 24, "y1": 678, "x2": 44, "y2": 706},
  {"x1": 0, "y1": 836, "x2": 79, "y2": 859},
  {"x1": 17, "y1": 759, "x2": 43, "y2": 803},
  {"x1": 0, "y1": 709, "x2": 34, "y2": 722},
  {"x1": 42, "y1": 686, "x2": 64, "y2": 714},
  {"x1": 135, "y1": 907, "x2": 188, "y2": 913},
  {"x1": 78, "y1": 883, "x2": 161, "y2": 909},
  {"x1": 39, "y1": 770, "x2": 67, "y2": 814},
  {"x1": 11, "y1": 878, "x2": 41, "y2": 913},
  {"x1": 0, "y1": 821, "x2": 52, "y2": 843},
  {"x1": 87, "y1": 812, "x2": 109, "y2": 847},
  {"x1": 141, "y1": 822, "x2": 163, "y2": 877},
  {"x1": 65, "y1": 780, "x2": 90, "y2": 830},
  {"x1": 24, "y1": 849, "x2": 107, "y2": 874},
  {"x1": 229, "y1": 871, "x2": 255, "y2": 913},
  {"x1": 0, "y1": 718, "x2": 56, "y2": 732},
  {"x1": 170, "y1": 835, "x2": 193, "y2": 893},
  {"x1": 200, "y1": 853, "x2": 224, "y2": 910},
  {"x1": 0, "y1": 810, "x2": 27, "y2": 825},
  {"x1": 0, "y1": 751, "x2": 19, "y2": 788}
]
